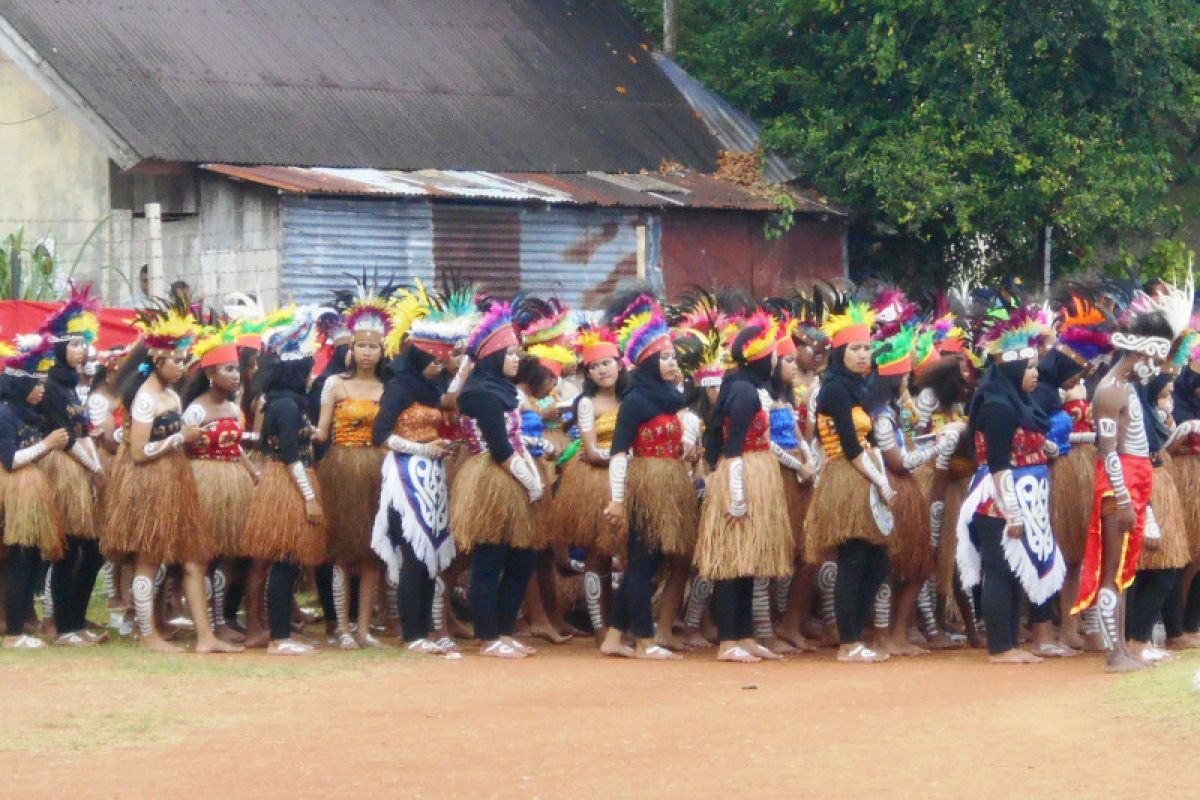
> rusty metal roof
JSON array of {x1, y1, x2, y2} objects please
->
[
  {"x1": 204, "y1": 164, "x2": 845, "y2": 215},
  {"x1": 0, "y1": 0, "x2": 719, "y2": 172}
]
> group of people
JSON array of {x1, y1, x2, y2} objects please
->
[{"x1": 3, "y1": 270, "x2": 1199, "y2": 672}]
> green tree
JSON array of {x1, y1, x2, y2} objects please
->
[{"x1": 625, "y1": 0, "x2": 1200, "y2": 287}]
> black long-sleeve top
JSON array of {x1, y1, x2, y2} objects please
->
[
  {"x1": 458, "y1": 391, "x2": 514, "y2": 464},
  {"x1": 611, "y1": 390, "x2": 670, "y2": 457},
  {"x1": 713, "y1": 381, "x2": 760, "y2": 460},
  {"x1": 261, "y1": 394, "x2": 309, "y2": 466},
  {"x1": 39, "y1": 372, "x2": 88, "y2": 447},
  {"x1": 816, "y1": 378, "x2": 865, "y2": 461},
  {"x1": 0, "y1": 402, "x2": 43, "y2": 471},
  {"x1": 977, "y1": 402, "x2": 1019, "y2": 474}
]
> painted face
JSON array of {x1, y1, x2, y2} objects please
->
[
  {"x1": 1133, "y1": 356, "x2": 1160, "y2": 384},
  {"x1": 587, "y1": 356, "x2": 619, "y2": 389},
  {"x1": 778, "y1": 352, "x2": 798, "y2": 384},
  {"x1": 157, "y1": 354, "x2": 187, "y2": 385},
  {"x1": 1021, "y1": 358, "x2": 1038, "y2": 393},
  {"x1": 657, "y1": 348, "x2": 680, "y2": 382},
  {"x1": 501, "y1": 346, "x2": 520, "y2": 378},
  {"x1": 844, "y1": 341, "x2": 872, "y2": 375},
  {"x1": 66, "y1": 338, "x2": 88, "y2": 369},
  {"x1": 208, "y1": 362, "x2": 241, "y2": 394},
  {"x1": 1157, "y1": 386, "x2": 1174, "y2": 416},
  {"x1": 352, "y1": 339, "x2": 382, "y2": 373}
]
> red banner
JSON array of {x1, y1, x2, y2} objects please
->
[{"x1": 0, "y1": 300, "x2": 140, "y2": 349}]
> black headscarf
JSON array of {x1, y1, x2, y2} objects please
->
[
  {"x1": 460, "y1": 349, "x2": 518, "y2": 411},
  {"x1": 41, "y1": 341, "x2": 84, "y2": 441},
  {"x1": 1029, "y1": 349, "x2": 1083, "y2": 415},
  {"x1": 625, "y1": 352, "x2": 687, "y2": 414},
  {"x1": 969, "y1": 359, "x2": 1047, "y2": 439},
  {"x1": 260, "y1": 355, "x2": 312, "y2": 411},
  {"x1": 823, "y1": 343, "x2": 868, "y2": 407},
  {"x1": 0, "y1": 374, "x2": 42, "y2": 424},
  {"x1": 1173, "y1": 367, "x2": 1200, "y2": 423},
  {"x1": 386, "y1": 344, "x2": 442, "y2": 408},
  {"x1": 704, "y1": 329, "x2": 773, "y2": 461},
  {"x1": 1142, "y1": 373, "x2": 1173, "y2": 454}
]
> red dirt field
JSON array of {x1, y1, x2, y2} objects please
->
[{"x1": 1, "y1": 641, "x2": 1196, "y2": 799}]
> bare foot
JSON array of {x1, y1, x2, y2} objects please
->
[
  {"x1": 683, "y1": 629, "x2": 715, "y2": 650},
  {"x1": 968, "y1": 631, "x2": 989, "y2": 650},
  {"x1": 354, "y1": 632, "x2": 386, "y2": 649},
  {"x1": 557, "y1": 622, "x2": 588, "y2": 638},
  {"x1": 988, "y1": 649, "x2": 1042, "y2": 665},
  {"x1": 760, "y1": 636, "x2": 797, "y2": 655},
  {"x1": 884, "y1": 637, "x2": 929, "y2": 657},
  {"x1": 743, "y1": 640, "x2": 783, "y2": 661},
  {"x1": 242, "y1": 630, "x2": 270, "y2": 649},
  {"x1": 141, "y1": 635, "x2": 184, "y2": 654},
  {"x1": 1105, "y1": 651, "x2": 1147, "y2": 673},
  {"x1": 195, "y1": 638, "x2": 244, "y2": 654},
  {"x1": 775, "y1": 628, "x2": 818, "y2": 652},
  {"x1": 922, "y1": 632, "x2": 965, "y2": 651},
  {"x1": 654, "y1": 631, "x2": 688, "y2": 652},
  {"x1": 1031, "y1": 642, "x2": 1079, "y2": 658},
  {"x1": 214, "y1": 624, "x2": 245, "y2": 644},
  {"x1": 504, "y1": 636, "x2": 536, "y2": 655},
  {"x1": 717, "y1": 644, "x2": 761, "y2": 663},
  {"x1": 1060, "y1": 630, "x2": 1086, "y2": 651},
  {"x1": 529, "y1": 624, "x2": 571, "y2": 644},
  {"x1": 819, "y1": 623, "x2": 841, "y2": 648},
  {"x1": 1167, "y1": 633, "x2": 1200, "y2": 650},
  {"x1": 599, "y1": 639, "x2": 636, "y2": 658}
]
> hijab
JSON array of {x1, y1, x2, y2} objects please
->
[
  {"x1": 1172, "y1": 366, "x2": 1200, "y2": 423},
  {"x1": 822, "y1": 343, "x2": 868, "y2": 407},
  {"x1": 460, "y1": 348, "x2": 518, "y2": 412},
  {"x1": 1030, "y1": 349, "x2": 1082, "y2": 415},
  {"x1": 704, "y1": 333, "x2": 773, "y2": 464},
  {"x1": 969, "y1": 358, "x2": 1048, "y2": 441},
  {"x1": 386, "y1": 344, "x2": 442, "y2": 408},
  {"x1": 625, "y1": 352, "x2": 687, "y2": 414}
]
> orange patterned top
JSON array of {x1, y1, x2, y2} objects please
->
[{"x1": 332, "y1": 399, "x2": 379, "y2": 448}]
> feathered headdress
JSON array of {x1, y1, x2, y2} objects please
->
[
  {"x1": 870, "y1": 287, "x2": 919, "y2": 340},
  {"x1": 40, "y1": 282, "x2": 101, "y2": 345},
  {"x1": 401, "y1": 280, "x2": 479, "y2": 360},
  {"x1": 134, "y1": 298, "x2": 198, "y2": 357},
  {"x1": 1130, "y1": 268, "x2": 1195, "y2": 339},
  {"x1": 674, "y1": 288, "x2": 730, "y2": 385},
  {"x1": 192, "y1": 320, "x2": 241, "y2": 368},
  {"x1": 516, "y1": 295, "x2": 571, "y2": 348},
  {"x1": 615, "y1": 295, "x2": 672, "y2": 366},
  {"x1": 3, "y1": 333, "x2": 55, "y2": 378},
  {"x1": 344, "y1": 292, "x2": 394, "y2": 343},
  {"x1": 1057, "y1": 295, "x2": 1113, "y2": 363},
  {"x1": 262, "y1": 306, "x2": 320, "y2": 361},
  {"x1": 773, "y1": 313, "x2": 801, "y2": 358},
  {"x1": 466, "y1": 301, "x2": 518, "y2": 360},
  {"x1": 528, "y1": 343, "x2": 576, "y2": 378},
  {"x1": 980, "y1": 306, "x2": 1050, "y2": 362},
  {"x1": 913, "y1": 326, "x2": 939, "y2": 375},
  {"x1": 231, "y1": 307, "x2": 291, "y2": 351},
  {"x1": 731, "y1": 310, "x2": 779, "y2": 364},
  {"x1": 875, "y1": 325, "x2": 917, "y2": 376},
  {"x1": 574, "y1": 324, "x2": 620, "y2": 366},
  {"x1": 822, "y1": 302, "x2": 875, "y2": 348}
]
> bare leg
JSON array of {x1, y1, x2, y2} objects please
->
[
  {"x1": 775, "y1": 560, "x2": 818, "y2": 651},
  {"x1": 583, "y1": 552, "x2": 611, "y2": 644},
  {"x1": 133, "y1": 556, "x2": 181, "y2": 653},
  {"x1": 354, "y1": 564, "x2": 383, "y2": 648},
  {"x1": 242, "y1": 559, "x2": 270, "y2": 648},
  {"x1": 653, "y1": 555, "x2": 688, "y2": 651},
  {"x1": 522, "y1": 560, "x2": 569, "y2": 644},
  {"x1": 1097, "y1": 505, "x2": 1145, "y2": 673},
  {"x1": 185, "y1": 563, "x2": 241, "y2": 653},
  {"x1": 887, "y1": 579, "x2": 928, "y2": 656}
]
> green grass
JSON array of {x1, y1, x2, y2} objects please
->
[{"x1": 1107, "y1": 652, "x2": 1200, "y2": 735}]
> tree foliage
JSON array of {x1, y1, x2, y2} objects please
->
[{"x1": 625, "y1": 0, "x2": 1200, "y2": 286}]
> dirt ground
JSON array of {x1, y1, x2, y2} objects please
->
[{"x1": 1, "y1": 641, "x2": 1196, "y2": 799}]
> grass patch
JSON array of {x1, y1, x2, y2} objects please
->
[{"x1": 1107, "y1": 652, "x2": 1200, "y2": 735}]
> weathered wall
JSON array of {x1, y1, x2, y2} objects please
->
[
  {"x1": 659, "y1": 209, "x2": 847, "y2": 298},
  {"x1": 0, "y1": 55, "x2": 113, "y2": 291}
]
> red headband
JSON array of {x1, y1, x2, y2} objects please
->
[
  {"x1": 776, "y1": 336, "x2": 796, "y2": 358},
  {"x1": 476, "y1": 324, "x2": 519, "y2": 360},
  {"x1": 636, "y1": 335, "x2": 673, "y2": 365},
  {"x1": 200, "y1": 344, "x2": 239, "y2": 369},
  {"x1": 832, "y1": 324, "x2": 871, "y2": 348},
  {"x1": 582, "y1": 341, "x2": 619, "y2": 365}
]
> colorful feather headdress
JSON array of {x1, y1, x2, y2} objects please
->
[
  {"x1": 192, "y1": 320, "x2": 241, "y2": 368},
  {"x1": 134, "y1": 299, "x2": 198, "y2": 357},
  {"x1": 731, "y1": 310, "x2": 780, "y2": 364},
  {"x1": 3, "y1": 333, "x2": 55, "y2": 378},
  {"x1": 675, "y1": 289, "x2": 730, "y2": 385},
  {"x1": 231, "y1": 307, "x2": 291, "y2": 351},
  {"x1": 871, "y1": 287, "x2": 919, "y2": 340},
  {"x1": 1057, "y1": 295, "x2": 1113, "y2": 363},
  {"x1": 875, "y1": 325, "x2": 917, "y2": 376},
  {"x1": 822, "y1": 302, "x2": 874, "y2": 348},
  {"x1": 913, "y1": 325, "x2": 938, "y2": 375},
  {"x1": 615, "y1": 295, "x2": 672, "y2": 366},
  {"x1": 528, "y1": 343, "x2": 576, "y2": 378},
  {"x1": 574, "y1": 324, "x2": 620, "y2": 366},
  {"x1": 344, "y1": 292, "x2": 394, "y2": 343},
  {"x1": 980, "y1": 306, "x2": 1050, "y2": 362},
  {"x1": 403, "y1": 280, "x2": 479, "y2": 360},
  {"x1": 516, "y1": 295, "x2": 571, "y2": 348},
  {"x1": 263, "y1": 306, "x2": 320, "y2": 361},
  {"x1": 466, "y1": 300, "x2": 518, "y2": 360},
  {"x1": 40, "y1": 282, "x2": 101, "y2": 345}
]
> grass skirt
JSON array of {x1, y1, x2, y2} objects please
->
[
  {"x1": 2, "y1": 466, "x2": 64, "y2": 559},
  {"x1": 101, "y1": 450, "x2": 212, "y2": 565},
  {"x1": 318, "y1": 445, "x2": 384, "y2": 565},
  {"x1": 449, "y1": 454, "x2": 543, "y2": 552},
  {"x1": 1167, "y1": 453, "x2": 1200, "y2": 561},
  {"x1": 99, "y1": 444, "x2": 131, "y2": 558},
  {"x1": 804, "y1": 457, "x2": 887, "y2": 563},
  {"x1": 191, "y1": 459, "x2": 254, "y2": 556},
  {"x1": 41, "y1": 449, "x2": 98, "y2": 539},
  {"x1": 1139, "y1": 458, "x2": 1190, "y2": 570},
  {"x1": 1050, "y1": 443, "x2": 1096, "y2": 566},
  {"x1": 888, "y1": 470, "x2": 933, "y2": 582},
  {"x1": 695, "y1": 452, "x2": 793, "y2": 580},
  {"x1": 627, "y1": 457, "x2": 697, "y2": 557},
  {"x1": 242, "y1": 461, "x2": 327, "y2": 565},
  {"x1": 547, "y1": 458, "x2": 622, "y2": 554},
  {"x1": 936, "y1": 474, "x2": 971, "y2": 594},
  {"x1": 780, "y1": 464, "x2": 812, "y2": 560}
]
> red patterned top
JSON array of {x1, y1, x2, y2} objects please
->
[
  {"x1": 189, "y1": 417, "x2": 244, "y2": 462},
  {"x1": 724, "y1": 409, "x2": 770, "y2": 453},
  {"x1": 633, "y1": 413, "x2": 682, "y2": 458},
  {"x1": 1063, "y1": 398, "x2": 1093, "y2": 434},
  {"x1": 974, "y1": 428, "x2": 1048, "y2": 469}
]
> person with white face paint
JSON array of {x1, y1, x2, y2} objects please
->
[{"x1": 1072, "y1": 308, "x2": 1177, "y2": 672}]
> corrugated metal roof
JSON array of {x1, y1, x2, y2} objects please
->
[
  {"x1": 0, "y1": 0, "x2": 720, "y2": 172},
  {"x1": 653, "y1": 54, "x2": 798, "y2": 185},
  {"x1": 205, "y1": 165, "x2": 845, "y2": 215}
]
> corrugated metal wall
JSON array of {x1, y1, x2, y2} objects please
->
[
  {"x1": 281, "y1": 197, "x2": 434, "y2": 304},
  {"x1": 282, "y1": 197, "x2": 657, "y2": 308}
]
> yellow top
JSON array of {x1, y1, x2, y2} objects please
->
[
  {"x1": 816, "y1": 407, "x2": 872, "y2": 461},
  {"x1": 332, "y1": 399, "x2": 379, "y2": 447},
  {"x1": 594, "y1": 410, "x2": 617, "y2": 450}
]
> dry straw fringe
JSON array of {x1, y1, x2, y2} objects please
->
[
  {"x1": 695, "y1": 452, "x2": 792, "y2": 580},
  {"x1": 318, "y1": 444, "x2": 384, "y2": 564}
]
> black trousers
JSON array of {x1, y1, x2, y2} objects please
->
[
  {"x1": 1127, "y1": 568, "x2": 1180, "y2": 643},
  {"x1": 834, "y1": 539, "x2": 889, "y2": 644},
  {"x1": 1029, "y1": 594, "x2": 1057, "y2": 625},
  {"x1": 1163, "y1": 570, "x2": 1200, "y2": 638},
  {"x1": 609, "y1": 524, "x2": 662, "y2": 639},
  {"x1": 396, "y1": 513, "x2": 436, "y2": 643},
  {"x1": 51, "y1": 536, "x2": 103, "y2": 634},
  {"x1": 713, "y1": 576, "x2": 754, "y2": 642},
  {"x1": 5, "y1": 545, "x2": 42, "y2": 636},
  {"x1": 469, "y1": 543, "x2": 536, "y2": 641},
  {"x1": 267, "y1": 562, "x2": 300, "y2": 641},
  {"x1": 971, "y1": 515, "x2": 1022, "y2": 655}
]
